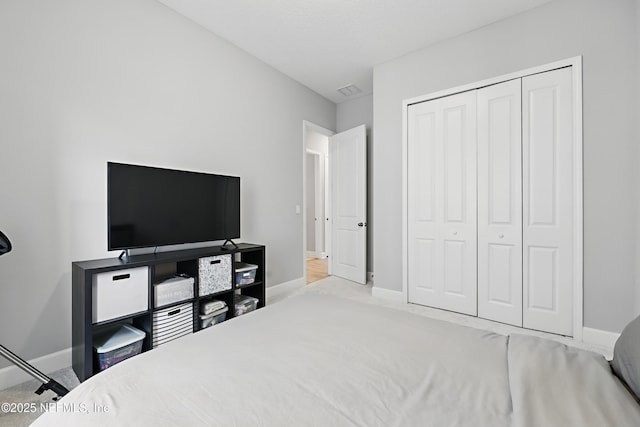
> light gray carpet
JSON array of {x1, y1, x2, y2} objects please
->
[{"x1": 0, "y1": 367, "x2": 78, "y2": 427}]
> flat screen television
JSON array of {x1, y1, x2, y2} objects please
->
[{"x1": 108, "y1": 162, "x2": 240, "y2": 251}]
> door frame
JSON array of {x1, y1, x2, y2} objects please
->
[
  {"x1": 401, "y1": 56, "x2": 583, "y2": 339},
  {"x1": 302, "y1": 121, "x2": 334, "y2": 282}
]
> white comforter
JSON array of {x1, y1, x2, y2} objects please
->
[{"x1": 33, "y1": 294, "x2": 640, "y2": 426}]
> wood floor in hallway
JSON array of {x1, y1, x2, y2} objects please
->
[{"x1": 306, "y1": 257, "x2": 328, "y2": 284}]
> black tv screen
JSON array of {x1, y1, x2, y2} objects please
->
[{"x1": 108, "y1": 162, "x2": 240, "y2": 250}]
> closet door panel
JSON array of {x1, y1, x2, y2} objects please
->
[
  {"x1": 408, "y1": 91, "x2": 477, "y2": 315},
  {"x1": 440, "y1": 94, "x2": 477, "y2": 312},
  {"x1": 477, "y1": 79, "x2": 523, "y2": 327},
  {"x1": 443, "y1": 106, "x2": 466, "y2": 222},
  {"x1": 522, "y1": 67, "x2": 574, "y2": 336},
  {"x1": 527, "y1": 246, "x2": 558, "y2": 310},
  {"x1": 487, "y1": 244, "x2": 516, "y2": 302},
  {"x1": 408, "y1": 101, "x2": 439, "y2": 299},
  {"x1": 415, "y1": 238, "x2": 436, "y2": 292}
]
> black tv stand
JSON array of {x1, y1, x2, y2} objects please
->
[
  {"x1": 221, "y1": 239, "x2": 238, "y2": 250},
  {"x1": 72, "y1": 243, "x2": 265, "y2": 382}
]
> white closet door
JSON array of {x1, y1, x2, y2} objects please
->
[
  {"x1": 522, "y1": 67, "x2": 574, "y2": 336},
  {"x1": 477, "y1": 79, "x2": 523, "y2": 326},
  {"x1": 407, "y1": 90, "x2": 477, "y2": 316}
]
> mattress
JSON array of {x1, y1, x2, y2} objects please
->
[{"x1": 32, "y1": 294, "x2": 640, "y2": 426}]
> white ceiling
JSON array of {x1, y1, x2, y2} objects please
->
[{"x1": 156, "y1": 0, "x2": 552, "y2": 103}]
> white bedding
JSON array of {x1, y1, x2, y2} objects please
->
[{"x1": 33, "y1": 294, "x2": 640, "y2": 426}]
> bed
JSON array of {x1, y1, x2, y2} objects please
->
[{"x1": 33, "y1": 293, "x2": 640, "y2": 426}]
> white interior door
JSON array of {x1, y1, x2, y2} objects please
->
[
  {"x1": 477, "y1": 79, "x2": 523, "y2": 326},
  {"x1": 522, "y1": 67, "x2": 574, "y2": 336},
  {"x1": 407, "y1": 90, "x2": 477, "y2": 315},
  {"x1": 330, "y1": 125, "x2": 367, "y2": 284}
]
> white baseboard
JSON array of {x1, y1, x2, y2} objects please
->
[
  {"x1": 266, "y1": 277, "x2": 306, "y2": 303},
  {"x1": 0, "y1": 347, "x2": 71, "y2": 390},
  {"x1": 371, "y1": 286, "x2": 405, "y2": 303},
  {"x1": 582, "y1": 327, "x2": 620, "y2": 354}
]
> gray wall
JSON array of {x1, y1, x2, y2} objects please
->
[
  {"x1": 373, "y1": 0, "x2": 639, "y2": 333},
  {"x1": 0, "y1": 0, "x2": 335, "y2": 367},
  {"x1": 336, "y1": 94, "x2": 374, "y2": 273}
]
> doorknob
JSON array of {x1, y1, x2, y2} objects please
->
[{"x1": 357, "y1": 222, "x2": 367, "y2": 227}]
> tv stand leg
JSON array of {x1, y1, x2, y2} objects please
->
[
  {"x1": 118, "y1": 249, "x2": 131, "y2": 261},
  {"x1": 221, "y1": 239, "x2": 238, "y2": 250}
]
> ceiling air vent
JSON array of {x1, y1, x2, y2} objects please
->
[{"x1": 337, "y1": 84, "x2": 362, "y2": 97}]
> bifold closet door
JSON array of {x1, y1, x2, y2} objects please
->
[
  {"x1": 477, "y1": 79, "x2": 523, "y2": 327},
  {"x1": 522, "y1": 67, "x2": 574, "y2": 336},
  {"x1": 407, "y1": 91, "x2": 477, "y2": 316}
]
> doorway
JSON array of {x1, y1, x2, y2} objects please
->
[
  {"x1": 303, "y1": 121, "x2": 368, "y2": 286},
  {"x1": 303, "y1": 122, "x2": 331, "y2": 284}
]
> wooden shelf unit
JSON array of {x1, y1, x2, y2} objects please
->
[{"x1": 72, "y1": 243, "x2": 265, "y2": 382}]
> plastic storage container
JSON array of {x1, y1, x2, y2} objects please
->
[
  {"x1": 234, "y1": 295, "x2": 259, "y2": 316},
  {"x1": 199, "y1": 306, "x2": 228, "y2": 329},
  {"x1": 93, "y1": 324, "x2": 145, "y2": 371},
  {"x1": 235, "y1": 262, "x2": 258, "y2": 286}
]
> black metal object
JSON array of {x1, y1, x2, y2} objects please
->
[
  {"x1": 0, "y1": 230, "x2": 11, "y2": 256},
  {"x1": 0, "y1": 345, "x2": 69, "y2": 399},
  {"x1": 0, "y1": 230, "x2": 70, "y2": 399},
  {"x1": 221, "y1": 239, "x2": 238, "y2": 250}
]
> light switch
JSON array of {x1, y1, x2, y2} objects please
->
[{"x1": 295, "y1": 205, "x2": 301, "y2": 214}]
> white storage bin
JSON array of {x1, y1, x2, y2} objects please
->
[
  {"x1": 92, "y1": 267, "x2": 149, "y2": 323},
  {"x1": 93, "y1": 324, "x2": 145, "y2": 371},
  {"x1": 198, "y1": 254, "x2": 232, "y2": 296},
  {"x1": 154, "y1": 275, "x2": 194, "y2": 308},
  {"x1": 152, "y1": 302, "x2": 193, "y2": 348},
  {"x1": 235, "y1": 262, "x2": 258, "y2": 286}
]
